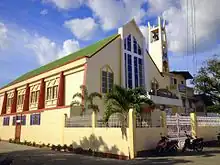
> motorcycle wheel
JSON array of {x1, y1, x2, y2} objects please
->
[
  {"x1": 172, "y1": 146, "x2": 178, "y2": 153},
  {"x1": 156, "y1": 146, "x2": 163, "y2": 153},
  {"x1": 182, "y1": 145, "x2": 186, "y2": 152},
  {"x1": 195, "y1": 143, "x2": 203, "y2": 152}
]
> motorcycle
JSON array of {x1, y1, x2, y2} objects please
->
[
  {"x1": 156, "y1": 134, "x2": 179, "y2": 153},
  {"x1": 182, "y1": 131, "x2": 203, "y2": 152}
]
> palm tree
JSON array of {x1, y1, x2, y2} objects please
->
[
  {"x1": 71, "y1": 85, "x2": 102, "y2": 115},
  {"x1": 104, "y1": 84, "x2": 155, "y2": 124}
]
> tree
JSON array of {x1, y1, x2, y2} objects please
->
[
  {"x1": 71, "y1": 85, "x2": 102, "y2": 115},
  {"x1": 103, "y1": 84, "x2": 155, "y2": 123},
  {"x1": 193, "y1": 56, "x2": 220, "y2": 112}
]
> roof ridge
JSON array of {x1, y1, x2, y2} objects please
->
[{"x1": 1, "y1": 34, "x2": 120, "y2": 90}]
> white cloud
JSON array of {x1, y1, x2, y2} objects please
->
[
  {"x1": 58, "y1": 39, "x2": 80, "y2": 58},
  {"x1": 64, "y1": 17, "x2": 98, "y2": 40},
  {"x1": 87, "y1": 0, "x2": 147, "y2": 31},
  {"x1": 40, "y1": 9, "x2": 48, "y2": 15},
  {"x1": 0, "y1": 22, "x2": 9, "y2": 50},
  {"x1": 147, "y1": 0, "x2": 220, "y2": 54},
  {"x1": 42, "y1": 0, "x2": 85, "y2": 10},
  {"x1": 26, "y1": 35, "x2": 80, "y2": 65}
]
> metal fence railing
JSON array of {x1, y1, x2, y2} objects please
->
[
  {"x1": 65, "y1": 115, "x2": 92, "y2": 127},
  {"x1": 197, "y1": 116, "x2": 220, "y2": 126},
  {"x1": 136, "y1": 115, "x2": 152, "y2": 128},
  {"x1": 96, "y1": 114, "x2": 127, "y2": 128}
]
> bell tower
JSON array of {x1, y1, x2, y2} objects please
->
[{"x1": 148, "y1": 17, "x2": 169, "y2": 73}]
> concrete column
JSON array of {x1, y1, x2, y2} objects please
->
[
  {"x1": 11, "y1": 88, "x2": 17, "y2": 113},
  {"x1": 23, "y1": 84, "x2": 30, "y2": 112},
  {"x1": 38, "y1": 79, "x2": 45, "y2": 109},
  {"x1": 1, "y1": 92, "x2": 7, "y2": 115},
  {"x1": 57, "y1": 72, "x2": 65, "y2": 106},
  {"x1": 190, "y1": 112, "x2": 197, "y2": 137},
  {"x1": 92, "y1": 111, "x2": 97, "y2": 130},
  {"x1": 128, "y1": 108, "x2": 136, "y2": 159},
  {"x1": 160, "y1": 111, "x2": 167, "y2": 135}
]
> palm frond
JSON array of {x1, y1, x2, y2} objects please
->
[
  {"x1": 70, "y1": 100, "x2": 81, "y2": 106},
  {"x1": 89, "y1": 92, "x2": 102, "y2": 100},
  {"x1": 88, "y1": 104, "x2": 99, "y2": 112},
  {"x1": 72, "y1": 92, "x2": 84, "y2": 100}
]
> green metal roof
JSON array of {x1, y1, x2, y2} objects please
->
[{"x1": 1, "y1": 34, "x2": 120, "y2": 89}]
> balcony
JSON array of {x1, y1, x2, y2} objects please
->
[{"x1": 148, "y1": 89, "x2": 183, "y2": 107}]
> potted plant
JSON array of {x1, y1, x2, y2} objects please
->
[
  {"x1": 32, "y1": 142, "x2": 36, "y2": 147},
  {"x1": 9, "y1": 139, "x2": 12, "y2": 143}
]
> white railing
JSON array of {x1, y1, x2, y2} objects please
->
[
  {"x1": 136, "y1": 115, "x2": 152, "y2": 128},
  {"x1": 65, "y1": 115, "x2": 92, "y2": 127},
  {"x1": 197, "y1": 116, "x2": 220, "y2": 126},
  {"x1": 166, "y1": 114, "x2": 191, "y2": 138},
  {"x1": 96, "y1": 114, "x2": 126, "y2": 128}
]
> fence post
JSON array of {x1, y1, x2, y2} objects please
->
[
  {"x1": 92, "y1": 111, "x2": 97, "y2": 129},
  {"x1": 128, "y1": 108, "x2": 136, "y2": 159},
  {"x1": 160, "y1": 111, "x2": 167, "y2": 135},
  {"x1": 190, "y1": 112, "x2": 197, "y2": 137}
]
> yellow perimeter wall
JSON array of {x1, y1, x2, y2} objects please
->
[
  {"x1": 197, "y1": 126, "x2": 220, "y2": 141},
  {"x1": 64, "y1": 128, "x2": 130, "y2": 156},
  {"x1": 135, "y1": 127, "x2": 163, "y2": 152},
  {"x1": 0, "y1": 107, "x2": 70, "y2": 145}
]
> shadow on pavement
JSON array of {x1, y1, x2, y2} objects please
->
[
  {"x1": 0, "y1": 149, "x2": 194, "y2": 165},
  {"x1": 137, "y1": 147, "x2": 220, "y2": 158}
]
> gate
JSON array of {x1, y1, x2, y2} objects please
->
[{"x1": 166, "y1": 114, "x2": 191, "y2": 146}]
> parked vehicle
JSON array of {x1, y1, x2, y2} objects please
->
[
  {"x1": 156, "y1": 134, "x2": 179, "y2": 153},
  {"x1": 182, "y1": 131, "x2": 203, "y2": 152}
]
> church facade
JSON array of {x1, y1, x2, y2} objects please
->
[{"x1": 0, "y1": 17, "x2": 193, "y2": 143}]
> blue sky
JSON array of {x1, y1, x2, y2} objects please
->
[{"x1": 0, "y1": 0, "x2": 219, "y2": 87}]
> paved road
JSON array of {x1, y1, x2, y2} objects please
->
[{"x1": 1, "y1": 142, "x2": 220, "y2": 165}]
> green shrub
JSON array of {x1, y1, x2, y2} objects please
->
[
  {"x1": 32, "y1": 142, "x2": 36, "y2": 147},
  {"x1": 63, "y1": 144, "x2": 68, "y2": 151},
  {"x1": 24, "y1": 140, "x2": 27, "y2": 145},
  {"x1": 68, "y1": 145, "x2": 73, "y2": 152},
  {"x1": 57, "y1": 145, "x2": 62, "y2": 151},
  {"x1": 9, "y1": 139, "x2": 13, "y2": 143},
  {"x1": 51, "y1": 145, "x2": 56, "y2": 150},
  {"x1": 47, "y1": 143, "x2": 50, "y2": 148}
]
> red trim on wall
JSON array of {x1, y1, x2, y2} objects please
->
[
  {"x1": 11, "y1": 89, "x2": 17, "y2": 113},
  {"x1": 38, "y1": 79, "x2": 45, "y2": 109},
  {"x1": 1, "y1": 92, "x2": 7, "y2": 115},
  {"x1": 23, "y1": 84, "x2": 30, "y2": 112},
  {"x1": 81, "y1": 63, "x2": 88, "y2": 113},
  {"x1": 57, "y1": 72, "x2": 65, "y2": 106},
  {"x1": 0, "y1": 105, "x2": 70, "y2": 117}
]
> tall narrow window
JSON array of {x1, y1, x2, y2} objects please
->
[
  {"x1": 127, "y1": 35, "x2": 131, "y2": 51},
  {"x1": 46, "y1": 79, "x2": 58, "y2": 101},
  {"x1": 30, "y1": 84, "x2": 40, "y2": 105},
  {"x1": 124, "y1": 53, "x2": 127, "y2": 88},
  {"x1": 133, "y1": 37, "x2": 137, "y2": 53},
  {"x1": 101, "y1": 66, "x2": 114, "y2": 93},
  {"x1": 124, "y1": 34, "x2": 144, "y2": 89},
  {"x1": 134, "y1": 57, "x2": 138, "y2": 87},
  {"x1": 128, "y1": 54, "x2": 133, "y2": 88},
  {"x1": 138, "y1": 58, "x2": 144, "y2": 87}
]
